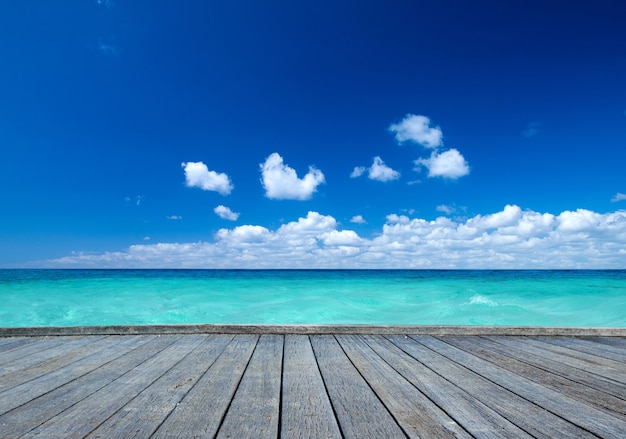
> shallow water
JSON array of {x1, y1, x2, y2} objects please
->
[{"x1": 1, "y1": 269, "x2": 625, "y2": 327}]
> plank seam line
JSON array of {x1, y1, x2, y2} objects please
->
[
  {"x1": 213, "y1": 334, "x2": 261, "y2": 437},
  {"x1": 149, "y1": 334, "x2": 235, "y2": 437},
  {"x1": 360, "y1": 334, "x2": 474, "y2": 438},
  {"x1": 277, "y1": 334, "x2": 285, "y2": 439},
  {"x1": 333, "y1": 335, "x2": 410, "y2": 439},
  {"x1": 421, "y1": 336, "x2": 606, "y2": 438},
  {"x1": 309, "y1": 335, "x2": 346, "y2": 439}
]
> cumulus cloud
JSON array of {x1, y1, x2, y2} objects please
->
[
  {"x1": 182, "y1": 161, "x2": 234, "y2": 195},
  {"x1": 414, "y1": 149, "x2": 470, "y2": 179},
  {"x1": 260, "y1": 153, "x2": 325, "y2": 200},
  {"x1": 352, "y1": 157, "x2": 400, "y2": 182},
  {"x1": 42, "y1": 206, "x2": 626, "y2": 269},
  {"x1": 389, "y1": 114, "x2": 443, "y2": 148},
  {"x1": 611, "y1": 193, "x2": 626, "y2": 202},
  {"x1": 214, "y1": 205, "x2": 240, "y2": 221},
  {"x1": 350, "y1": 215, "x2": 367, "y2": 224}
]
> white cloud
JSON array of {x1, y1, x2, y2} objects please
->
[
  {"x1": 389, "y1": 114, "x2": 443, "y2": 148},
  {"x1": 167, "y1": 215, "x2": 182, "y2": 220},
  {"x1": 352, "y1": 157, "x2": 400, "y2": 182},
  {"x1": 260, "y1": 153, "x2": 325, "y2": 200},
  {"x1": 42, "y1": 206, "x2": 626, "y2": 269},
  {"x1": 414, "y1": 149, "x2": 469, "y2": 179},
  {"x1": 350, "y1": 215, "x2": 367, "y2": 224},
  {"x1": 182, "y1": 161, "x2": 234, "y2": 195},
  {"x1": 350, "y1": 166, "x2": 366, "y2": 178},
  {"x1": 611, "y1": 193, "x2": 626, "y2": 202},
  {"x1": 214, "y1": 205, "x2": 240, "y2": 221},
  {"x1": 368, "y1": 157, "x2": 400, "y2": 182},
  {"x1": 436, "y1": 205, "x2": 456, "y2": 215}
]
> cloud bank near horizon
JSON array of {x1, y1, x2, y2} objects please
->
[{"x1": 42, "y1": 205, "x2": 626, "y2": 269}]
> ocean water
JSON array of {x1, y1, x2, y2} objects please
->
[{"x1": 0, "y1": 270, "x2": 625, "y2": 327}]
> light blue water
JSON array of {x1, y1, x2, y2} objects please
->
[{"x1": 1, "y1": 270, "x2": 625, "y2": 327}]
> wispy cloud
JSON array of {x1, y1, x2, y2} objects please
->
[
  {"x1": 167, "y1": 215, "x2": 183, "y2": 220},
  {"x1": 182, "y1": 161, "x2": 234, "y2": 195},
  {"x1": 260, "y1": 153, "x2": 325, "y2": 200},
  {"x1": 97, "y1": 38, "x2": 118, "y2": 56},
  {"x1": 436, "y1": 204, "x2": 456, "y2": 215},
  {"x1": 389, "y1": 114, "x2": 443, "y2": 148},
  {"x1": 350, "y1": 215, "x2": 367, "y2": 224},
  {"x1": 43, "y1": 206, "x2": 626, "y2": 269},
  {"x1": 523, "y1": 121, "x2": 542, "y2": 138},
  {"x1": 351, "y1": 157, "x2": 400, "y2": 182},
  {"x1": 214, "y1": 205, "x2": 240, "y2": 221},
  {"x1": 611, "y1": 193, "x2": 626, "y2": 202}
]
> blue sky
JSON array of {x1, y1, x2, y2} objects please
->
[{"x1": 1, "y1": 0, "x2": 625, "y2": 268}]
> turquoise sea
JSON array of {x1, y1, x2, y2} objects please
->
[{"x1": 1, "y1": 270, "x2": 625, "y2": 327}]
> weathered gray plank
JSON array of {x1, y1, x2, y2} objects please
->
[
  {"x1": 151, "y1": 334, "x2": 259, "y2": 438},
  {"x1": 586, "y1": 336, "x2": 626, "y2": 349},
  {"x1": 0, "y1": 336, "x2": 112, "y2": 392},
  {"x1": 0, "y1": 335, "x2": 152, "y2": 415},
  {"x1": 281, "y1": 335, "x2": 342, "y2": 439},
  {"x1": 418, "y1": 336, "x2": 626, "y2": 439},
  {"x1": 87, "y1": 334, "x2": 233, "y2": 439},
  {"x1": 216, "y1": 334, "x2": 284, "y2": 438},
  {"x1": 521, "y1": 337, "x2": 626, "y2": 378},
  {"x1": 443, "y1": 336, "x2": 626, "y2": 418},
  {"x1": 486, "y1": 336, "x2": 626, "y2": 385},
  {"x1": 0, "y1": 335, "x2": 177, "y2": 436},
  {"x1": 389, "y1": 335, "x2": 595, "y2": 438},
  {"x1": 534, "y1": 336, "x2": 626, "y2": 362},
  {"x1": 365, "y1": 335, "x2": 532, "y2": 439},
  {"x1": 484, "y1": 336, "x2": 626, "y2": 400},
  {"x1": 310, "y1": 335, "x2": 407, "y2": 439},
  {"x1": 0, "y1": 336, "x2": 77, "y2": 368},
  {"x1": 22, "y1": 335, "x2": 207, "y2": 438},
  {"x1": 337, "y1": 334, "x2": 471, "y2": 438},
  {"x1": 0, "y1": 337, "x2": 39, "y2": 353}
]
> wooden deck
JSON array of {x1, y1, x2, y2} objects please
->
[{"x1": 1, "y1": 329, "x2": 626, "y2": 438}]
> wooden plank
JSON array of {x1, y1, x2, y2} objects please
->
[
  {"x1": 417, "y1": 336, "x2": 626, "y2": 439},
  {"x1": 22, "y1": 335, "x2": 207, "y2": 438},
  {"x1": 0, "y1": 335, "x2": 152, "y2": 415},
  {"x1": 485, "y1": 336, "x2": 626, "y2": 387},
  {"x1": 0, "y1": 335, "x2": 177, "y2": 436},
  {"x1": 0, "y1": 336, "x2": 112, "y2": 392},
  {"x1": 0, "y1": 336, "x2": 76, "y2": 368},
  {"x1": 87, "y1": 335, "x2": 234, "y2": 439},
  {"x1": 534, "y1": 336, "x2": 626, "y2": 362},
  {"x1": 216, "y1": 334, "x2": 284, "y2": 438},
  {"x1": 519, "y1": 337, "x2": 626, "y2": 381},
  {"x1": 310, "y1": 335, "x2": 407, "y2": 439},
  {"x1": 443, "y1": 336, "x2": 626, "y2": 418},
  {"x1": 585, "y1": 336, "x2": 626, "y2": 349},
  {"x1": 337, "y1": 334, "x2": 471, "y2": 438},
  {"x1": 281, "y1": 335, "x2": 342, "y2": 439},
  {"x1": 388, "y1": 335, "x2": 595, "y2": 438},
  {"x1": 0, "y1": 337, "x2": 39, "y2": 353},
  {"x1": 365, "y1": 335, "x2": 533, "y2": 438},
  {"x1": 151, "y1": 334, "x2": 259, "y2": 438}
]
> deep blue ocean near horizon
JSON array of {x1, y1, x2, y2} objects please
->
[{"x1": 1, "y1": 269, "x2": 625, "y2": 327}]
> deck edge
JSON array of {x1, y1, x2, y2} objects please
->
[{"x1": 1, "y1": 324, "x2": 626, "y2": 337}]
